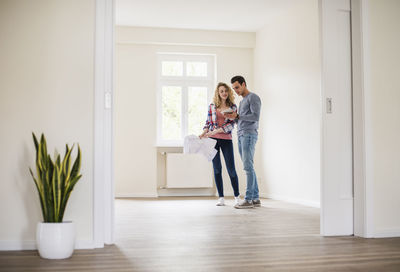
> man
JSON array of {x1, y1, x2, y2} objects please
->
[{"x1": 224, "y1": 76, "x2": 261, "y2": 209}]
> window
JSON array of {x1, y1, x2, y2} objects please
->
[{"x1": 157, "y1": 53, "x2": 215, "y2": 146}]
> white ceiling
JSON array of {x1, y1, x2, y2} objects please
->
[{"x1": 116, "y1": 0, "x2": 292, "y2": 32}]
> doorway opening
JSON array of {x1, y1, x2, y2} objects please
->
[{"x1": 94, "y1": 0, "x2": 368, "y2": 247}]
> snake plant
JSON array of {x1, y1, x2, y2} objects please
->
[{"x1": 29, "y1": 133, "x2": 82, "y2": 223}]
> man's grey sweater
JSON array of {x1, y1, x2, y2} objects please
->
[{"x1": 237, "y1": 92, "x2": 261, "y2": 137}]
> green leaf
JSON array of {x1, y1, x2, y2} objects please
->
[
  {"x1": 40, "y1": 134, "x2": 48, "y2": 171},
  {"x1": 32, "y1": 132, "x2": 39, "y2": 154},
  {"x1": 70, "y1": 145, "x2": 81, "y2": 180},
  {"x1": 30, "y1": 168, "x2": 46, "y2": 221},
  {"x1": 62, "y1": 144, "x2": 73, "y2": 183},
  {"x1": 59, "y1": 174, "x2": 82, "y2": 221}
]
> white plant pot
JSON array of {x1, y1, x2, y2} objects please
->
[{"x1": 36, "y1": 221, "x2": 75, "y2": 259}]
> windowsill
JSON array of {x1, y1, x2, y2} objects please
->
[
  {"x1": 156, "y1": 144, "x2": 184, "y2": 154},
  {"x1": 155, "y1": 142, "x2": 183, "y2": 148},
  {"x1": 155, "y1": 145, "x2": 183, "y2": 148}
]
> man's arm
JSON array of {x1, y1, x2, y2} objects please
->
[{"x1": 238, "y1": 95, "x2": 261, "y2": 122}]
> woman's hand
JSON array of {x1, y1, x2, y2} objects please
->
[
  {"x1": 203, "y1": 128, "x2": 223, "y2": 138},
  {"x1": 199, "y1": 129, "x2": 208, "y2": 138}
]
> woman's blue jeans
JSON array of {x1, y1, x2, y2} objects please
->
[
  {"x1": 238, "y1": 134, "x2": 259, "y2": 201},
  {"x1": 211, "y1": 138, "x2": 239, "y2": 197}
]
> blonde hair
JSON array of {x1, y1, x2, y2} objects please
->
[{"x1": 213, "y1": 82, "x2": 235, "y2": 108}]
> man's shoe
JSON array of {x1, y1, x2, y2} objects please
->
[
  {"x1": 252, "y1": 199, "x2": 261, "y2": 207},
  {"x1": 234, "y1": 200, "x2": 254, "y2": 209}
]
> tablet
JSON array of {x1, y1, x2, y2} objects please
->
[{"x1": 221, "y1": 108, "x2": 234, "y2": 114}]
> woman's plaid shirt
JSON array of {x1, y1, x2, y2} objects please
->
[{"x1": 203, "y1": 103, "x2": 237, "y2": 134}]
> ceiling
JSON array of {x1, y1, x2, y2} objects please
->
[{"x1": 116, "y1": 0, "x2": 292, "y2": 32}]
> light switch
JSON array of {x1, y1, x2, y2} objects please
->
[{"x1": 326, "y1": 98, "x2": 332, "y2": 114}]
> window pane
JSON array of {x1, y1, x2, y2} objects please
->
[
  {"x1": 186, "y1": 62, "x2": 207, "y2": 77},
  {"x1": 162, "y1": 86, "x2": 182, "y2": 140},
  {"x1": 188, "y1": 87, "x2": 208, "y2": 135},
  {"x1": 162, "y1": 61, "x2": 183, "y2": 76}
]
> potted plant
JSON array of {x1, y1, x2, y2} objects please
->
[{"x1": 29, "y1": 133, "x2": 82, "y2": 259}]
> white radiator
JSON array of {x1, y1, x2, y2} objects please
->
[{"x1": 166, "y1": 153, "x2": 213, "y2": 188}]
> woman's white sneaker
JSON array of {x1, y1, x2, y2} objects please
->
[
  {"x1": 234, "y1": 196, "x2": 240, "y2": 205},
  {"x1": 216, "y1": 197, "x2": 225, "y2": 206}
]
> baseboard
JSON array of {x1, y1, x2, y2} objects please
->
[
  {"x1": 75, "y1": 239, "x2": 96, "y2": 249},
  {"x1": 261, "y1": 193, "x2": 320, "y2": 208},
  {"x1": 373, "y1": 228, "x2": 400, "y2": 238},
  {"x1": 0, "y1": 240, "x2": 36, "y2": 251},
  {"x1": 0, "y1": 239, "x2": 96, "y2": 251},
  {"x1": 115, "y1": 193, "x2": 158, "y2": 198},
  {"x1": 157, "y1": 188, "x2": 215, "y2": 197}
]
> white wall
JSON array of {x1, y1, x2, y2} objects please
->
[
  {"x1": 366, "y1": 0, "x2": 400, "y2": 237},
  {"x1": 115, "y1": 26, "x2": 254, "y2": 197},
  {"x1": 0, "y1": 0, "x2": 95, "y2": 249},
  {"x1": 254, "y1": 0, "x2": 321, "y2": 207}
]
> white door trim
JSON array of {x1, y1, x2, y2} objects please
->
[
  {"x1": 360, "y1": 0, "x2": 374, "y2": 239},
  {"x1": 351, "y1": 0, "x2": 374, "y2": 238},
  {"x1": 94, "y1": 0, "x2": 115, "y2": 247}
]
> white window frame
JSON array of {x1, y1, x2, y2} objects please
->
[{"x1": 156, "y1": 53, "x2": 216, "y2": 146}]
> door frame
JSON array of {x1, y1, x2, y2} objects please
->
[
  {"x1": 93, "y1": 0, "x2": 373, "y2": 247},
  {"x1": 94, "y1": 0, "x2": 115, "y2": 247},
  {"x1": 349, "y1": 0, "x2": 374, "y2": 238}
]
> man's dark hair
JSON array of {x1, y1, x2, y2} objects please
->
[{"x1": 231, "y1": 75, "x2": 246, "y2": 86}]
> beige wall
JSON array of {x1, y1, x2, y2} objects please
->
[
  {"x1": 115, "y1": 26, "x2": 254, "y2": 197},
  {"x1": 367, "y1": 0, "x2": 400, "y2": 236},
  {"x1": 0, "y1": 0, "x2": 95, "y2": 248},
  {"x1": 254, "y1": 0, "x2": 321, "y2": 207}
]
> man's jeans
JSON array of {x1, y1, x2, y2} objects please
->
[{"x1": 238, "y1": 134, "x2": 259, "y2": 201}]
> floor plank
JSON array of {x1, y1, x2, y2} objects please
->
[{"x1": 1, "y1": 197, "x2": 400, "y2": 271}]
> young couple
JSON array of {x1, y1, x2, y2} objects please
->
[{"x1": 200, "y1": 76, "x2": 262, "y2": 209}]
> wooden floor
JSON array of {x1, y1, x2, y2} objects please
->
[{"x1": 1, "y1": 197, "x2": 400, "y2": 272}]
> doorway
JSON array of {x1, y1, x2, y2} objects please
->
[{"x1": 94, "y1": 0, "x2": 368, "y2": 246}]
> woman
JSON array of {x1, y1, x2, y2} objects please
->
[{"x1": 200, "y1": 82, "x2": 240, "y2": 206}]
